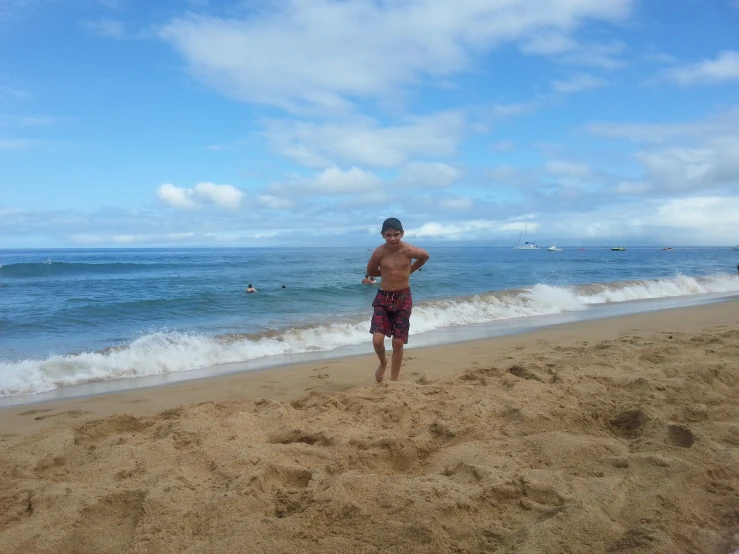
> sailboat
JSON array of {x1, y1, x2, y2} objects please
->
[
  {"x1": 547, "y1": 239, "x2": 562, "y2": 251},
  {"x1": 514, "y1": 220, "x2": 539, "y2": 250}
]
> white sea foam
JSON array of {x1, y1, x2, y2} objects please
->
[{"x1": 2, "y1": 273, "x2": 738, "y2": 398}]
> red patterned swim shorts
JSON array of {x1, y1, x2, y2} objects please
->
[{"x1": 369, "y1": 288, "x2": 413, "y2": 344}]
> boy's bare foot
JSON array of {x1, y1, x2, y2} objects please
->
[{"x1": 375, "y1": 363, "x2": 387, "y2": 382}]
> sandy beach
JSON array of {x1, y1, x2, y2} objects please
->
[{"x1": 1, "y1": 300, "x2": 738, "y2": 553}]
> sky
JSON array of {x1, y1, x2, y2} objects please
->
[{"x1": 1, "y1": 0, "x2": 739, "y2": 248}]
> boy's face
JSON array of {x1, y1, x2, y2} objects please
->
[{"x1": 382, "y1": 228, "x2": 403, "y2": 245}]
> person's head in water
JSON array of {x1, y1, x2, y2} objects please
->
[
  {"x1": 381, "y1": 217, "x2": 404, "y2": 246},
  {"x1": 281, "y1": 285, "x2": 286, "y2": 288},
  {"x1": 248, "y1": 284, "x2": 252, "y2": 288}
]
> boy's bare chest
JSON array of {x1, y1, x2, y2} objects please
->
[{"x1": 381, "y1": 250, "x2": 410, "y2": 270}]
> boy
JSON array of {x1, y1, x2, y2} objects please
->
[{"x1": 366, "y1": 217, "x2": 429, "y2": 382}]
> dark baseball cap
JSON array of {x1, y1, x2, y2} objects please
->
[{"x1": 381, "y1": 217, "x2": 403, "y2": 233}]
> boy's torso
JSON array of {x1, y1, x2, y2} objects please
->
[{"x1": 378, "y1": 243, "x2": 412, "y2": 291}]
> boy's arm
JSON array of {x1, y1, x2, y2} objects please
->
[
  {"x1": 409, "y1": 245, "x2": 429, "y2": 274},
  {"x1": 366, "y1": 247, "x2": 383, "y2": 277}
]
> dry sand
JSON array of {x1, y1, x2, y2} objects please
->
[{"x1": 1, "y1": 301, "x2": 738, "y2": 553}]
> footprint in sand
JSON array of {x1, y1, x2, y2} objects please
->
[{"x1": 309, "y1": 373, "x2": 329, "y2": 379}]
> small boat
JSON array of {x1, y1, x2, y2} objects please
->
[
  {"x1": 662, "y1": 247, "x2": 673, "y2": 251},
  {"x1": 546, "y1": 239, "x2": 562, "y2": 251},
  {"x1": 514, "y1": 219, "x2": 539, "y2": 250},
  {"x1": 611, "y1": 246, "x2": 626, "y2": 251},
  {"x1": 732, "y1": 245, "x2": 739, "y2": 251}
]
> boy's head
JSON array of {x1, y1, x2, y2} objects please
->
[
  {"x1": 381, "y1": 218, "x2": 404, "y2": 243},
  {"x1": 381, "y1": 217, "x2": 403, "y2": 234},
  {"x1": 381, "y1": 217, "x2": 404, "y2": 243}
]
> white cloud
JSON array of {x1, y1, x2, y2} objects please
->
[
  {"x1": 157, "y1": 183, "x2": 197, "y2": 209},
  {"x1": 552, "y1": 73, "x2": 608, "y2": 93},
  {"x1": 263, "y1": 111, "x2": 466, "y2": 168},
  {"x1": 268, "y1": 161, "x2": 462, "y2": 202},
  {"x1": 82, "y1": 18, "x2": 125, "y2": 39},
  {"x1": 664, "y1": 50, "x2": 739, "y2": 85},
  {"x1": 193, "y1": 181, "x2": 244, "y2": 208},
  {"x1": 398, "y1": 161, "x2": 462, "y2": 188},
  {"x1": 302, "y1": 166, "x2": 381, "y2": 194},
  {"x1": 156, "y1": 182, "x2": 244, "y2": 209},
  {"x1": 158, "y1": 0, "x2": 633, "y2": 112},
  {"x1": 404, "y1": 219, "x2": 509, "y2": 238}
]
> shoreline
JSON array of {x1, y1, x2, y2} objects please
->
[{"x1": 2, "y1": 297, "x2": 738, "y2": 440}]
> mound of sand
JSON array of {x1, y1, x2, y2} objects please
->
[{"x1": 1, "y1": 328, "x2": 738, "y2": 553}]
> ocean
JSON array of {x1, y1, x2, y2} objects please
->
[{"x1": 1, "y1": 246, "x2": 738, "y2": 402}]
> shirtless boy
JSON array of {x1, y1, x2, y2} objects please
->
[{"x1": 366, "y1": 217, "x2": 429, "y2": 382}]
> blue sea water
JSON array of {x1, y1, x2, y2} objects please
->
[{"x1": 1, "y1": 246, "x2": 738, "y2": 400}]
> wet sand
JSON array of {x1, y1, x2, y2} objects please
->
[{"x1": 1, "y1": 300, "x2": 738, "y2": 553}]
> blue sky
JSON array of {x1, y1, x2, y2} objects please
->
[{"x1": 1, "y1": 0, "x2": 739, "y2": 248}]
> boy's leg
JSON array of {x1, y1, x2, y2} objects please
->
[
  {"x1": 388, "y1": 290, "x2": 412, "y2": 381},
  {"x1": 372, "y1": 333, "x2": 387, "y2": 382},
  {"x1": 370, "y1": 292, "x2": 392, "y2": 382},
  {"x1": 390, "y1": 337, "x2": 404, "y2": 381}
]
